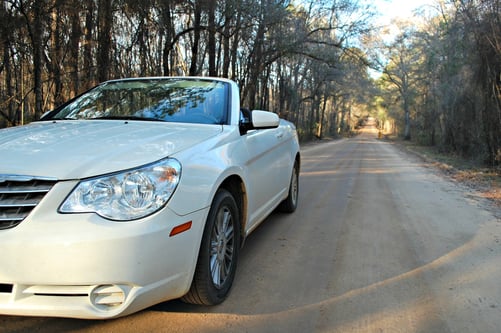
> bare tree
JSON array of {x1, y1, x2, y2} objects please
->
[
  {"x1": 97, "y1": 0, "x2": 113, "y2": 82},
  {"x1": 0, "y1": 0, "x2": 375, "y2": 146},
  {"x1": 380, "y1": 31, "x2": 422, "y2": 141}
]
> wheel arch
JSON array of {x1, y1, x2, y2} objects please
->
[
  {"x1": 295, "y1": 152, "x2": 301, "y2": 172},
  {"x1": 218, "y1": 175, "x2": 248, "y2": 247}
]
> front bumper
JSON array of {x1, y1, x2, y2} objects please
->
[{"x1": 0, "y1": 181, "x2": 207, "y2": 319}]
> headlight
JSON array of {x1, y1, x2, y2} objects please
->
[{"x1": 60, "y1": 158, "x2": 181, "y2": 221}]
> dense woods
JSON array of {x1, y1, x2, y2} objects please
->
[
  {"x1": 377, "y1": 0, "x2": 501, "y2": 166},
  {"x1": 0, "y1": 0, "x2": 372, "y2": 141},
  {"x1": 0, "y1": 0, "x2": 500, "y2": 165}
]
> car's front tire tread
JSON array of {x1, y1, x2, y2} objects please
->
[{"x1": 182, "y1": 189, "x2": 240, "y2": 305}]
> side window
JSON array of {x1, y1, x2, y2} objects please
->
[
  {"x1": 239, "y1": 108, "x2": 252, "y2": 135},
  {"x1": 240, "y1": 108, "x2": 251, "y2": 124}
]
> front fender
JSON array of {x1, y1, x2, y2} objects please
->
[{"x1": 167, "y1": 128, "x2": 248, "y2": 216}]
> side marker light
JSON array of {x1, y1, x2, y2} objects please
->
[{"x1": 169, "y1": 221, "x2": 193, "y2": 237}]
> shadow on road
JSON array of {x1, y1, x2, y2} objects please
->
[{"x1": 2, "y1": 125, "x2": 500, "y2": 332}]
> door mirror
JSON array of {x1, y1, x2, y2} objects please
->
[
  {"x1": 250, "y1": 110, "x2": 279, "y2": 129},
  {"x1": 239, "y1": 109, "x2": 279, "y2": 135}
]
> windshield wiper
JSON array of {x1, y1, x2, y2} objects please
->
[
  {"x1": 92, "y1": 116, "x2": 165, "y2": 122},
  {"x1": 44, "y1": 117, "x2": 77, "y2": 121}
]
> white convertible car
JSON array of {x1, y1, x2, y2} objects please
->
[{"x1": 0, "y1": 77, "x2": 300, "y2": 319}]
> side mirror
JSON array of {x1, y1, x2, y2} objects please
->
[
  {"x1": 250, "y1": 110, "x2": 279, "y2": 129},
  {"x1": 239, "y1": 109, "x2": 279, "y2": 135}
]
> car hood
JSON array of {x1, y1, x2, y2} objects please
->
[{"x1": 0, "y1": 120, "x2": 222, "y2": 180}]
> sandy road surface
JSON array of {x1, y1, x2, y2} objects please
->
[{"x1": 1, "y1": 124, "x2": 500, "y2": 332}]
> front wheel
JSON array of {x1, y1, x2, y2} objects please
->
[
  {"x1": 182, "y1": 189, "x2": 240, "y2": 305},
  {"x1": 279, "y1": 161, "x2": 299, "y2": 213}
]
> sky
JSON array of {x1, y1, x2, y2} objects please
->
[
  {"x1": 366, "y1": 0, "x2": 438, "y2": 77},
  {"x1": 374, "y1": 0, "x2": 436, "y2": 22},
  {"x1": 370, "y1": 0, "x2": 438, "y2": 42}
]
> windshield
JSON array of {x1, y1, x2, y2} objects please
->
[{"x1": 46, "y1": 78, "x2": 229, "y2": 125}]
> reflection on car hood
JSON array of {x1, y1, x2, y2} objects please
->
[{"x1": 0, "y1": 120, "x2": 222, "y2": 179}]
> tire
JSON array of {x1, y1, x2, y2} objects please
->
[
  {"x1": 279, "y1": 161, "x2": 299, "y2": 213},
  {"x1": 182, "y1": 189, "x2": 240, "y2": 305}
]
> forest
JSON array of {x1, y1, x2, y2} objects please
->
[{"x1": 0, "y1": 0, "x2": 500, "y2": 165}]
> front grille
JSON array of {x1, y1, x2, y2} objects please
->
[{"x1": 0, "y1": 176, "x2": 57, "y2": 230}]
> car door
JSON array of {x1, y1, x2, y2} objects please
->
[{"x1": 242, "y1": 119, "x2": 291, "y2": 232}]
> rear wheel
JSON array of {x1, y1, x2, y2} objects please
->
[
  {"x1": 182, "y1": 189, "x2": 240, "y2": 305},
  {"x1": 279, "y1": 161, "x2": 299, "y2": 213}
]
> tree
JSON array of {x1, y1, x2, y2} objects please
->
[
  {"x1": 0, "y1": 1, "x2": 16, "y2": 125},
  {"x1": 97, "y1": 0, "x2": 113, "y2": 82},
  {"x1": 380, "y1": 30, "x2": 422, "y2": 141},
  {"x1": 0, "y1": 0, "x2": 376, "y2": 145}
]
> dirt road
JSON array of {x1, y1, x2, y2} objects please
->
[{"x1": 1, "y1": 124, "x2": 500, "y2": 332}]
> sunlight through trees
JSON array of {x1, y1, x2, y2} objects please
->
[{"x1": 0, "y1": 0, "x2": 499, "y2": 165}]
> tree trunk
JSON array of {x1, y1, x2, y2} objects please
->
[
  {"x1": 84, "y1": 0, "x2": 95, "y2": 89},
  {"x1": 161, "y1": 1, "x2": 173, "y2": 76},
  {"x1": 50, "y1": 0, "x2": 64, "y2": 107},
  {"x1": 207, "y1": 0, "x2": 216, "y2": 76},
  {"x1": 138, "y1": 18, "x2": 147, "y2": 76},
  {"x1": 32, "y1": 0, "x2": 45, "y2": 120},
  {"x1": 319, "y1": 94, "x2": 327, "y2": 139},
  {"x1": 230, "y1": 8, "x2": 242, "y2": 81},
  {"x1": 244, "y1": 0, "x2": 266, "y2": 110},
  {"x1": 189, "y1": 1, "x2": 202, "y2": 76},
  {"x1": 97, "y1": 0, "x2": 113, "y2": 82},
  {"x1": 222, "y1": 0, "x2": 233, "y2": 78},
  {"x1": 1, "y1": 2, "x2": 15, "y2": 125},
  {"x1": 403, "y1": 98, "x2": 411, "y2": 140},
  {"x1": 69, "y1": 1, "x2": 82, "y2": 98}
]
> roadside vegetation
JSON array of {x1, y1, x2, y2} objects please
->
[
  {"x1": 0, "y1": 0, "x2": 499, "y2": 170},
  {"x1": 376, "y1": 1, "x2": 501, "y2": 169}
]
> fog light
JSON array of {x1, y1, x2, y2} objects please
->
[{"x1": 90, "y1": 284, "x2": 129, "y2": 310}]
